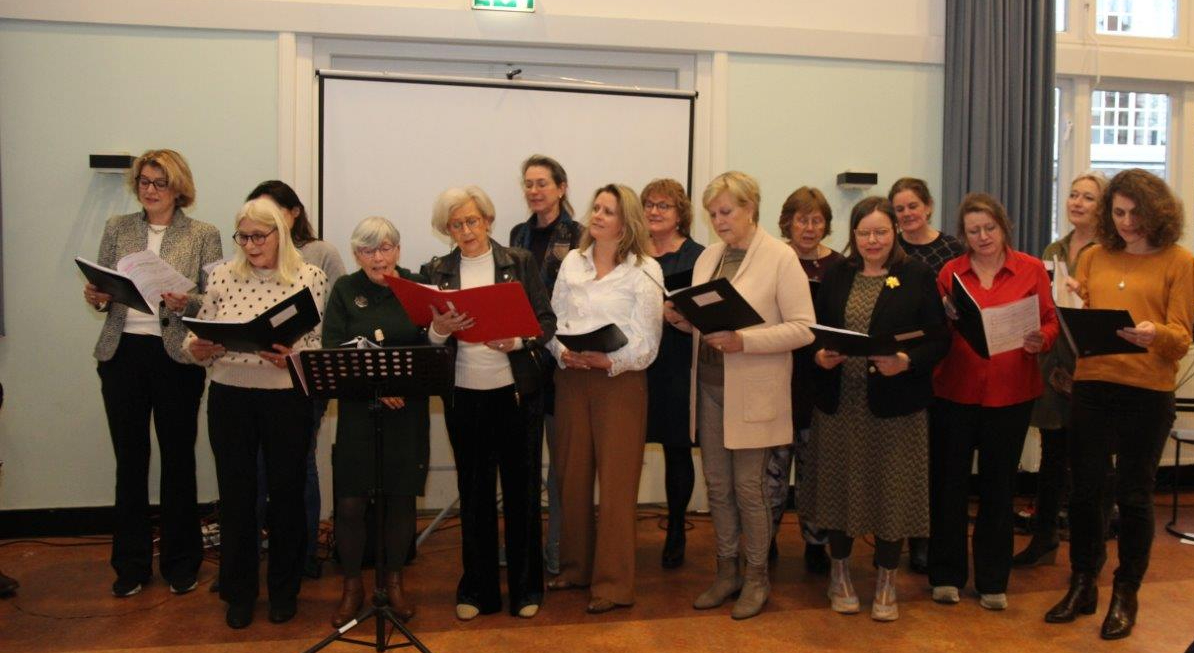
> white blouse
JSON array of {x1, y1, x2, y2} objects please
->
[{"x1": 546, "y1": 248, "x2": 664, "y2": 376}]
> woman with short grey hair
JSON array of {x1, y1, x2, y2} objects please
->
[
  {"x1": 425, "y1": 186, "x2": 556, "y2": 620},
  {"x1": 323, "y1": 215, "x2": 429, "y2": 628}
]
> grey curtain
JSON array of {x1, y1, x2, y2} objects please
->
[{"x1": 942, "y1": 0, "x2": 1055, "y2": 256}]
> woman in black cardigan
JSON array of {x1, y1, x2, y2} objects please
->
[{"x1": 798, "y1": 196, "x2": 948, "y2": 621}]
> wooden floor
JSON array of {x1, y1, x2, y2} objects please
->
[{"x1": 2, "y1": 497, "x2": 1193, "y2": 653}]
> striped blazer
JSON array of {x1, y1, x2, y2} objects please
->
[{"x1": 91, "y1": 209, "x2": 223, "y2": 364}]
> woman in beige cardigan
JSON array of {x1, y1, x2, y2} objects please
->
[{"x1": 665, "y1": 171, "x2": 815, "y2": 619}]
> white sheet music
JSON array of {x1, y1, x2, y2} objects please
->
[
  {"x1": 981, "y1": 294, "x2": 1041, "y2": 356},
  {"x1": 1046, "y1": 256, "x2": 1083, "y2": 309},
  {"x1": 116, "y1": 250, "x2": 195, "y2": 315}
]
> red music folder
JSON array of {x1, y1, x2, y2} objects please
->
[{"x1": 383, "y1": 275, "x2": 543, "y2": 343}]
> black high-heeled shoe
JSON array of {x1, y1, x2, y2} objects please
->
[
  {"x1": 1044, "y1": 572, "x2": 1098, "y2": 623},
  {"x1": 1012, "y1": 537, "x2": 1060, "y2": 567},
  {"x1": 1100, "y1": 582, "x2": 1137, "y2": 640},
  {"x1": 661, "y1": 519, "x2": 686, "y2": 569}
]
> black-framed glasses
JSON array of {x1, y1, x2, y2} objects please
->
[
  {"x1": 232, "y1": 229, "x2": 277, "y2": 246},
  {"x1": 643, "y1": 201, "x2": 675, "y2": 211},
  {"x1": 137, "y1": 175, "x2": 169, "y2": 190}
]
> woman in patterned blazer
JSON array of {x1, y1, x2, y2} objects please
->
[{"x1": 83, "y1": 149, "x2": 223, "y2": 599}]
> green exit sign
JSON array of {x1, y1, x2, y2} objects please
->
[{"x1": 472, "y1": 0, "x2": 535, "y2": 12}]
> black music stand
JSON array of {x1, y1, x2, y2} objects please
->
[{"x1": 298, "y1": 345, "x2": 452, "y2": 653}]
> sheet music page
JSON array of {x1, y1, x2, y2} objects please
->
[
  {"x1": 117, "y1": 250, "x2": 195, "y2": 314},
  {"x1": 1048, "y1": 256, "x2": 1082, "y2": 309},
  {"x1": 981, "y1": 294, "x2": 1041, "y2": 356}
]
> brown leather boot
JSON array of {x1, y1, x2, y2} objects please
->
[
  {"x1": 331, "y1": 576, "x2": 364, "y2": 628},
  {"x1": 384, "y1": 570, "x2": 415, "y2": 621}
]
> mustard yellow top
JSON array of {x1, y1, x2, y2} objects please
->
[{"x1": 1073, "y1": 244, "x2": 1194, "y2": 391}]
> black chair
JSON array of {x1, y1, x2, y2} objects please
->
[{"x1": 1166, "y1": 398, "x2": 1194, "y2": 541}]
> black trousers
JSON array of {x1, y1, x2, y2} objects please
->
[
  {"x1": 929, "y1": 399, "x2": 1032, "y2": 594},
  {"x1": 444, "y1": 386, "x2": 544, "y2": 614},
  {"x1": 1069, "y1": 381, "x2": 1174, "y2": 589},
  {"x1": 97, "y1": 334, "x2": 206, "y2": 585},
  {"x1": 207, "y1": 382, "x2": 311, "y2": 607}
]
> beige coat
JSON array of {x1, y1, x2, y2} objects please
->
[{"x1": 688, "y1": 229, "x2": 816, "y2": 449}]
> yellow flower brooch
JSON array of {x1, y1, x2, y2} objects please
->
[{"x1": 885, "y1": 276, "x2": 900, "y2": 289}]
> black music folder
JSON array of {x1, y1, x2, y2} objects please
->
[
  {"x1": 183, "y1": 287, "x2": 320, "y2": 353},
  {"x1": 555, "y1": 324, "x2": 628, "y2": 353},
  {"x1": 1057, "y1": 307, "x2": 1147, "y2": 357},
  {"x1": 668, "y1": 277, "x2": 765, "y2": 334},
  {"x1": 75, "y1": 257, "x2": 153, "y2": 314},
  {"x1": 810, "y1": 324, "x2": 941, "y2": 357}
]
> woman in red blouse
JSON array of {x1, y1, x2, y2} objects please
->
[{"x1": 929, "y1": 193, "x2": 1059, "y2": 610}]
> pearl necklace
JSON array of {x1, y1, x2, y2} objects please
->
[{"x1": 147, "y1": 223, "x2": 168, "y2": 235}]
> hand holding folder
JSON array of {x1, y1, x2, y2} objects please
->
[
  {"x1": 383, "y1": 275, "x2": 542, "y2": 343},
  {"x1": 183, "y1": 287, "x2": 320, "y2": 353}
]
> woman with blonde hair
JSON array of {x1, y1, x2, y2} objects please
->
[
  {"x1": 185, "y1": 198, "x2": 327, "y2": 629},
  {"x1": 666, "y1": 171, "x2": 815, "y2": 619},
  {"x1": 1016, "y1": 172, "x2": 1108, "y2": 567},
  {"x1": 545, "y1": 183, "x2": 663, "y2": 614},
  {"x1": 84, "y1": 149, "x2": 222, "y2": 599}
]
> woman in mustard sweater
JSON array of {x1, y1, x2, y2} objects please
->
[{"x1": 1044, "y1": 169, "x2": 1193, "y2": 640}]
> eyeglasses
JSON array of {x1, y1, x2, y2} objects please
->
[
  {"x1": 137, "y1": 176, "x2": 169, "y2": 190},
  {"x1": 854, "y1": 228, "x2": 893, "y2": 241},
  {"x1": 356, "y1": 243, "x2": 397, "y2": 257},
  {"x1": 447, "y1": 217, "x2": 485, "y2": 232},
  {"x1": 643, "y1": 201, "x2": 675, "y2": 211},
  {"x1": 232, "y1": 229, "x2": 277, "y2": 246}
]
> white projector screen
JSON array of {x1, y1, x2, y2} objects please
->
[{"x1": 319, "y1": 73, "x2": 695, "y2": 273}]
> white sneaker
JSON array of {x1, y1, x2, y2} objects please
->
[
  {"x1": 455, "y1": 603, "x2": 480, "y2": 620},
  {"x1": 932, "y1": 585, "x2": 961, "y2": 604},
  {"x1": 979, "y1": 593, "x2": 1008, "y2": 610}
]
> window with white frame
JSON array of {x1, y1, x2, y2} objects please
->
[
  {"x1": 1096, "y1": 0, "x2": 1178, "y2": 37},
  {"x1": 1089, "y1": 90, "x2": 1169, "y2": 178}
]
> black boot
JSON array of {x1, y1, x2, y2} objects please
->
[
  {"x1": 661, "y1": 517, "x2": 686, "y2": 569},
  {"x1": 1100, "y1": 582, "x2": 1137, "y2": 640},
  {"x1": 1012, "y1": 537, "x2": 1060, "y2": 567},
  {"x1": 803, "y1": 543, "x2": 829, "y2": 574},
  {"x1": 907, "y1": 537, "x2": 929, "y2": 574},
  {"x1": 1044, "y1": 572, "x2": 1098, "y2": 623}
]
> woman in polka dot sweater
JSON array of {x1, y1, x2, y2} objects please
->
[{"x1": 184, "y1": 197, "x2": 327, "y2": 629}]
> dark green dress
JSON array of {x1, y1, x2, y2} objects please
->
[{"x1": 323, "y1": 269, "x2": 430, "y2": 497}]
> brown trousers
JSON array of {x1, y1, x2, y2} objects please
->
[{"x1": 553, "y1": 368, "x2": 647, "y2": 605}]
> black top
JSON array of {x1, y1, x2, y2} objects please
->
[
  {"x1": 899, "y1": 232, "x2": 965, "y2": 275},
  {"x1": 509, "y1": 210, "x2": 581, "y2": 297},
  {"x1": 646, "y1": 238, "x2": 705, "y2": 447},
  {"x1": 811, "y1": 257, "x2": 948, "y2": 418},
  {"x1": 793, "y1": 250, "x2": 846, "y2": 430}
]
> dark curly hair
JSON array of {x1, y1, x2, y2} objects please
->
[{"x1": 1098, "y1": 168, "x2": 1184, "y2": 251}]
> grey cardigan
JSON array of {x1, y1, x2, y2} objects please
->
[{"x1": 92, "y1": 209, "x2": 224, "y2": 364}]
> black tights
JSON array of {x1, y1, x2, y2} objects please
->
[
  {"x1": 335, "y1": 495, "x2": 416, "y2": 578},
  {"x1": 828, "y1": 530, "x2": 903, "y2": 570},
  {"x1": 663, "y1": 445, "x2": 695, "y2": 526}
]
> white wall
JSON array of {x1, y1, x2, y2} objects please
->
[
  {"x1": 0, "y1": 4, "x2": 950, "y2": 513},
  {"x1": 725, "y1": 54, "x2": 945, "y2": 251},
  {"x1": 0, "y1": 21, "x2": 278, "y2": 509}
]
